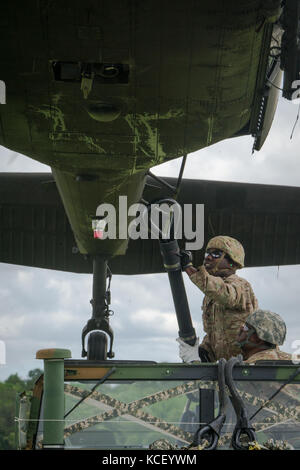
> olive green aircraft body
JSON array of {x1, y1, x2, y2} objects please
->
[{"x1": 1, "y1": 0, "x2": 300, "y2": 273}]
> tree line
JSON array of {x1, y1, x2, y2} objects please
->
[{"x1": 0, "y1": 369, "x2": 42, "y2": 450}]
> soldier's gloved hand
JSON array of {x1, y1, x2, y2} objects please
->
[
  {"x1": 180, "y1": 250, "x2": 193, "y2": 271},
  {"x1": 176, "y1": 337, "x2": 201, "y2": 363}
]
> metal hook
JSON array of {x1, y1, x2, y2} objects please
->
[
  {"x1": 190, "y1": 358, "x2": 228, "y2": 450},
  {"x1": 194, "y1": 424, "x2": 220, "y2": 450},
  {"x1": 225, "y1": 356, "x2": 256, "y2": 450}
]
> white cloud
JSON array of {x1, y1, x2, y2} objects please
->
[
  {"x1": 17, "y1": 270, "x2": 34, "y2": 285},
  {"x1": 0, "y1": 314, "x2": 26, "y2": 339},
  {"x1": 129, "y1": 308, "x2": 178, "y2": 335},
  {"x1": 0, "y1": 145, "x2": 50, "y2": 173},
  {"x1": 46, "y1": 278, "x2": 73, "y2": 304}
]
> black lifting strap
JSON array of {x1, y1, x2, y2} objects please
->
[
  {"x1": 225, "y1": 356, "x2": 257, "y2": 450},
  {"x1": 191, "y1": 358, "x2": 228, "y2": 450},
  {"x1": 159, "y1": 237, "x2": 197, "y2": 346}
]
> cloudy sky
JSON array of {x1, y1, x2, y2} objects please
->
[{"x1": 0, "y1": 96, "x2": 300, "y2": 380}]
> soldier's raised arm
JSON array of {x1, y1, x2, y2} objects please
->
[{"x1": 189, "y1": 265, "x2": 257, "y2": 311}]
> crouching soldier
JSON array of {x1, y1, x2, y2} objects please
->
[{"x1": 236, "y1": 309, "x2": 291, "y2": 363}]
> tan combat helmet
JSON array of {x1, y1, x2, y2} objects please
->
[
  {"x1": 206, "y1": 235, "x2": 245, "y2": 268},
  {"x1": 246, "y1": 309, "x2": 287, "y2": 346}
]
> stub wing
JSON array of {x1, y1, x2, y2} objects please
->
[{"x1": 1, "y1": 173, "x2": 300, "y2": 274}]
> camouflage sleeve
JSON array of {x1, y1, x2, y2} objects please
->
[{"x1": 189, "y1": 266, "x2": 251, "y2": 310}]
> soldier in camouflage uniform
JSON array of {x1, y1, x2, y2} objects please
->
[
  {"x1": 177, "y1": 235, "x2": 258, "y2": 362},
  {"x1": 236, "y1": 309, "x2": 298, "y2": 447},
  {"x1": 236, "y1": 309, "x2": 291, "y2": 363}
]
